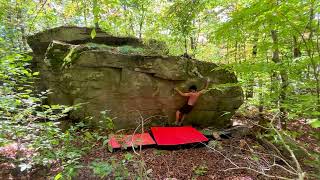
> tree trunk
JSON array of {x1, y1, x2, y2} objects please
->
[
  {"x1": 93, "y1": 0, "x2": 100, "y2": 29},
  {"x1": 270, "y1": 30, "x2": 280, "y2": 97},
  {"x1": 279, "y1": 69, "x2": 288, "y2": 129},
  {"x1": 293, "y1": 36, "x2": 301, "y2": 58},
  {"x1": 138, "y1": 18, "x2": 143, "y2": 39},
  {"x1": 246, "y1": 36, "x2": 258, "y2": 99},
  {"x1": 242, "y1": 41, "x2": 246, "y2": 61},
  {"x1": 300, "y1": 1, "x2": 320, "y2": 114},
  {"x1": 190, "y1": 36, "x2": 195, "y2": 51},
  {"x1": 258, "y1": 77, "x2": 264, "y2": 117},
  {"x1": 225, "y1": 42, "x2": 229, "y2": 64},
  {"x1": 138, "y1": 6, "x2": 145, "y2": 40},
  {"x1": 316, "y1": 9, "x2": 320, "y2": 112},
  {"x1": 308, "y1": 2, "x2": 320, "y2": 112},
  {"x1": 234, "y1": 40, "x2": 238, "y2": 63},
  {"x1": 184, "y1": 36, "x2": 188, "y2": 55},
  {"x1": 246, "y1": 76, "x2": 254, "y2": 100},
  {"x1": 190, "y1": 19, "x2": 198, "y2": 56},
  {"x1": 94, "y1": 22, "x2": 99, "y2": 30},
  {"x1": 271, "y1": 30, "x2": 288, "y2": 129},
  {"x1": 16, "y1": 3, "x2": 28, "y2": 51},
  {"x1": 82, "y1": 0, "x2": 88, "y2": 26}
]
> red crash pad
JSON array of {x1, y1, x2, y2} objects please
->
[
  {"x1": 109, "y1": 133, "x2": 155, "y2": 149},
  {"x1": 151, "y1": 126, "x2": 208, "y2": 145}
]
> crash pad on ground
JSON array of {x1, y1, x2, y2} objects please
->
[
  {"x1": 151, "y1": 126, "x2": 208, "y2": 145},
  {"x1": 109, "y1": 133, "x2": 156, "y2": 149}
]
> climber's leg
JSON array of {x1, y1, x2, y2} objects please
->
[
  {"x1": 179, "y1": 114, "x2": 185, "y2": 126},
  {"x1": 175, "y1": 110, "x2": 181, "y2": 125}
]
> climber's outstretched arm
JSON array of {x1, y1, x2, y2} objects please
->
[
  {"x1": 199, "y1": 78, "x2": 210, "y2": 94},
  {"x1": 174, "y1": 88, "x2": 190, "y2": 97}
]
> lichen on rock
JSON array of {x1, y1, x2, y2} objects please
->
[{"x1": 44, "y1": 40, "x2": 87, "y2": 70}]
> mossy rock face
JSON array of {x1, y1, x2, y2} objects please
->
[
  {"x1": 28, "y1": 26, "x2": 244, "y2": 129},
  {"x1": 27, "y1": 26, "x2": 144, "y2": 55}
]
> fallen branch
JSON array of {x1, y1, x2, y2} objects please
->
[{"x1": 202, "y1": 112, "x2": 306, "y2": 180}]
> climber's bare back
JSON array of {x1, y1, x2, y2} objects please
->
[{"x1": 185, "y1": 92, "x2": 201, "y2": 106}]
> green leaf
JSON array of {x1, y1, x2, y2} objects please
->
[
  {"x1": 84, "y1": 131, "x2": 93, "y2": 140},
  {"x1": 54, "y1": 173, "x2": 62, "y2": 180},
  {"x1": 91, "y1": 29, "x2": 96, "y2": 39},
  {"x1": 309, "y1": 119, "x2": 320, "y2": 128},
  {"x1": 102, "y1": 139, "x2": 109, "y2": 147},
  {"x1": 33, "y1": 72, "x2": 40, "y2": 76},
  {"x1": 219, "y1": 111, "x2": 231, "y2": 117},
  {"x1": 252, "y1": 155, "x2": 260, "y2": 161},
  {"x1": 124, "y1": 153, "x2": 133, "y2": 161},
  {"x1": 90, "y1": 161, "x2": 112, "y2": 178},
  {"x1": 108, "y1": 145, "x2": 113, "y2": 152}
]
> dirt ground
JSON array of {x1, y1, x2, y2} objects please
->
[
  {"x1": 1, "y1": 116, "x2": 319, "y2": 180},
  {"x1": 75, "y1": 134, "x2": 299, "y2": 180}
]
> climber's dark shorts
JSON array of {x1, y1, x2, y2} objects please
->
[{"x1": 179, "y1": 104, "x2": 194, "y2": 114}]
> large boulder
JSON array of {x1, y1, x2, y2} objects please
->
[{"x1": 28, "y1": 26, "x2": 243, "y2": 129}]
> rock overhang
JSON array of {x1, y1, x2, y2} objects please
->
[{"x1": 28, "y1": 26, "x2": 244, "y2": 129}]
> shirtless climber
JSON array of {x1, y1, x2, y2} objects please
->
[{"x1": 174, "y1": 78, "x2": 210, "y2": 126}]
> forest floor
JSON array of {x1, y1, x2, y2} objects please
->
[
  {"x1": 1, "y1": 115, "x2": 319, "y2": 179},
  {"x1": 76, "y1": 136, "x2": 280, "y2": 180},
  {"x1": 73, "y1": 116, "x2": 318, "y2": 180}
]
